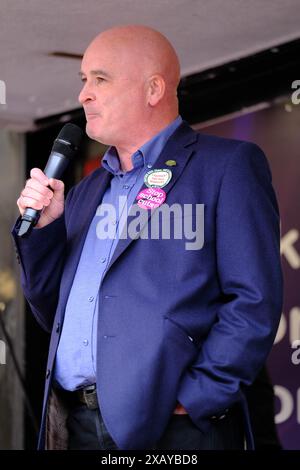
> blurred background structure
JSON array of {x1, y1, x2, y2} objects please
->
[{"x1": 0, "y1": 0, "x2": 299, "y2": 449}]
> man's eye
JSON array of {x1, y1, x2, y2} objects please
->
[
  {"x1": 96, "y1": 77, "x2": 105, "y2": 83},
  {"x1": 80, "y1": 77, "x2": 87, "y2": 83}
]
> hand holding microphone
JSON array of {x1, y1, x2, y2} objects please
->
[
  {"x1": 17, "y1": 123, "x2": 83, "y2": 237},
  {"x1": 17, "y1": 168, "x2": 65, "y2": 230}
]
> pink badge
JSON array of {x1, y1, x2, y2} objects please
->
[{"x1": 136, "y1": 187, "x2": 166, "y2": 210}]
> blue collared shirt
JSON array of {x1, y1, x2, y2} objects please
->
[{"x1": 54, "y1": 116, "x2": 182, "y2": 390}]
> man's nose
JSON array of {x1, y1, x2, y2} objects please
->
[{"x1": 78, "y1": 83, "x2": 96, "y2": 105}]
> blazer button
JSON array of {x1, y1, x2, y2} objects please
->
[
  {"x1": 46, "y1": 369, "x2": 51, "y2": 379},
  {"x1": 56, "y1": 322, "x2": 60, "y2": 333}
]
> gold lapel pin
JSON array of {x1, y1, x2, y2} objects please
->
[{"x1": 165, "y1": 160, "x2": 177, "y2": 167}]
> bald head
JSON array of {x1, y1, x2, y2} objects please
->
[
  {"x1": 87, "y1": 25, "x2": 180, "y2": 91},
  {"x1": 79, "y1": 25, "x2": 181, "y2": 156}
]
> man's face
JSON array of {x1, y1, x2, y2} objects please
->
[{"x1": 78, "y1": 38, "x2": 148, "y2": 146}]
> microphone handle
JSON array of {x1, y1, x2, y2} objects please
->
[
  {"x1": 18, "y1": 152, "x2": 70, "y2": 237},
  {"x1": 44, "y1": 151, "x2": 70, "y2": 179}
]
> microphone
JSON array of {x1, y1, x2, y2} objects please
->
[{"x1": 17, "y1": 123, "x2": 84, "y2": 237}]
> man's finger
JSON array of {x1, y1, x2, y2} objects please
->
[{"x1": 30, "y1": 168, "x2": 49, "y2": 185}]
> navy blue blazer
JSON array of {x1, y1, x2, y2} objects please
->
[{"x1": 13, "y1": 122, "x2": 283, "y2": 449}]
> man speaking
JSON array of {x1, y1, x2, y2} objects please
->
[{"x1": 12, "y1": 25, "x2": 282, "y2": 450}]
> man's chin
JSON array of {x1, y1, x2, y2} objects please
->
[
  {"x1": 85, "y1": 122, "x2": 102, "y2": 142},
  {"x1": 85, "y1": 124, "x2": 112, "y2": 147}
]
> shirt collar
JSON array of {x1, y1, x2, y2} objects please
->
[{"x1": 102, "y1": 115, "x2": 182, "y2": 176}]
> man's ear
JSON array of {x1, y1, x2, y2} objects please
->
[{"x1": 147, "y1": 75, "x2": 166, "y2": 106}]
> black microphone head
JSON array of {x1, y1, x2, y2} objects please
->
[{"x1": 52, "y1": 123, "x2": 84, "y2": 158}]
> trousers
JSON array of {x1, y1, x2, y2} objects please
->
[{"x1": 66, "y1": 402, "x2": 245, "y2": 450}]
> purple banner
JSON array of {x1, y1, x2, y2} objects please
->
[{"x1": 197, "y1": 99, "x2": 300, "y2": 449}]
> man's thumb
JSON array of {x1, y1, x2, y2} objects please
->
[{"x1": 49, "y1": 178, "x2": 64, "y2": 193}]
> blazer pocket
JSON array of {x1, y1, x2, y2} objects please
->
[{"x1": 163, "y1": 316, "x2": 198, "y2": 352}]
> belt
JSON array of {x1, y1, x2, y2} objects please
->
[
  {"x1": 58, "y1": 383, "x2": 99, "y2": 410},
  {"x1": 75, "y1": 384, "x2": 98, "y2": 410}
]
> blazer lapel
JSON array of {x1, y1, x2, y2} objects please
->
[{"x1": 104, "y1": 122, "x2": 198, "y2": 275}]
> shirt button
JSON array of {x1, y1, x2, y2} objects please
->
[
  {"x1": 111, "y1": 220, "x2": 117, "y2": 225},
  {"x1": 100, "y1": 257, "x2": 106, "y2": 263},
  {"x1": 83, "y1": 339, "x2": 89, "y2": 346},
  {"x1": 123, "y1": 185, "x2": 129, "y2": 189},
  {"x1": 88, "y1": 296, "x2": 94, "y2": 302}
]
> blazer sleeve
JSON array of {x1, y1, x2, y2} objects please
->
[
  {"x1": 176, "y1": 141, "x2": 283, "y2": 434},
  {"x1": 11, "y1": 186, "x2": 75, "y2": 333}
]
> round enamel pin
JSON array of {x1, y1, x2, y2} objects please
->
[
  {"x1": 136, "y1": 187, "x2": 166, "y2": 210},
  {"x1": 144, "y1": 169, "x2": 172, "y2": 188}
]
